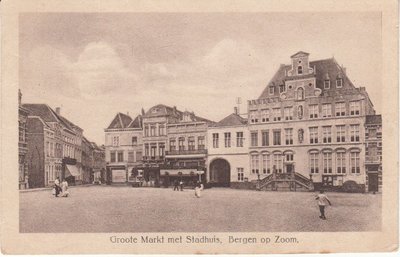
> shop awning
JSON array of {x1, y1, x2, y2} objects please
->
[
  {"x1": 160, "y1": 169, "x2": 200, "y2": 176},
  {"x1": 65, "y1": 164, "x2": 81, "y2": 177}
]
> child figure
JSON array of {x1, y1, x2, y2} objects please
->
[{"x1": 315, "y1": 190, "x2": 332, "y2": 220}]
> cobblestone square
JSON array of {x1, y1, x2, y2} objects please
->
[{"x1": 19, "y1": 186, "x2": 381, "y2": 233}]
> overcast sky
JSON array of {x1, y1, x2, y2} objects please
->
[{"x1": 19, "y1": 12, "x2": 382, "y2": 145}]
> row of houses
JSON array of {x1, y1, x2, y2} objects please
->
[
  {"x1": 18, "y1": 90, "x2": 106, "y2": 189},
  {"x1": 104, "y1": 52, "x2": 382, "y2": 192}
]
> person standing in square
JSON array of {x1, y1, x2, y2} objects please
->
[{"x1": 315, "y1": 189, "x2": 332, "y2": 220}]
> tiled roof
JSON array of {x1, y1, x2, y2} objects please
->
[
  {"x1": 22, "y1": 104, "x2": 59, "y2": 122},
  {"x1": 258, "y1": 58, "x2": 355, "y2": 99},
  {"x1": 127, "y1": 115, "x2": 142, "y2": 129},
  {"x1": 107, "y1": 113, "x2": 133, "y2": 129},
  {"x1": 144, "y1": 104, "x2": 213, "y2": 123},
  {"x1": 366, "y1": 115, "x2": 382, "y2": 125},
  {"x1": 213, "y1": 113, "x2": 247, "y2": 127}
]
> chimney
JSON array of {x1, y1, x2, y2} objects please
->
[
  {"x1": 55, "y1": 107, "x2": 61, "y2": 115},
  {"x1": 234, "y1": 107, "x2": 238, "y2": 115},
  {"x1": 141, "y1": 108, "x2": 145, "y2": 116}
]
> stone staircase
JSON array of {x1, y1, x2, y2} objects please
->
[{"x1": 256, "y1": 172, "x2": 314, "y2": 192}]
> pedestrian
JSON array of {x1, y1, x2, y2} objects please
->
[
  {"x1": 173, "y1": 180, "x2": 179, "y2": 191},
  {"x1": 179, "y1": 180, "x2": 184, "y2": 191},
  {"x1": 194, "y1": 181, "x2": 204, "y2": 198},
  {"x1": 54, "y1": 177, "x2": 61, "y2": 197},
  {"x1": 315, "y1": 189, "x2": 332, "y2": 220},
  {"x1": 61, "y1": 179, "x2": 69, "y2": 197}
]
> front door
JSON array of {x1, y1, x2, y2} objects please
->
[
  {"x1": 286, "y1": 164, "x2": 293, "y2": 174},
  {"x1": 368, "y1": 173, "x2": 379, "y2": 192}
]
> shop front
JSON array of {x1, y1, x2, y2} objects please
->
[{"x1": 159, "y1": 168, "x2": 205, "y2": 188}]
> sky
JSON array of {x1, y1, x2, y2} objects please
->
[{"x1": 19, "y1": 12, "x2": 382, "y2": 145}]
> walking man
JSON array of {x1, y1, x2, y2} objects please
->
[
  {"x1": 173, "y1": 180, "x2": 179, "y2": 191},
  {"x1": 315, "y1": 189, "x2": 332, "y2": 220}
]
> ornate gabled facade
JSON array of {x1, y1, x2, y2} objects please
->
[
  {"x1": 245, "y1": 51, "x2": 376, "y2": 192},
  {"x1": 104, "y1": 112, "x2": 143, "y2": 184},
  {"x1": 365, "y1": 114, "x2": 382, "y2": 192}
]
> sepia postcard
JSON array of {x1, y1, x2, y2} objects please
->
[{"x1": 1, "y1": 0, "x2": 398, "y2": 255}]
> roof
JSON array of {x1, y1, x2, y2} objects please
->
[
  {"x1": 22, "y1": 104, "x2": 59, "y2": 122},
  {"x1": 366, "y1": 115, "x2": 382, "y2": 125},
  {"x1": 107, "y1": 113, "x2": 142, "y2": 129},
  {"x1": 213, "y1": 113, "x2": 247, "y2": 127},
  {"x1": 54, "y1": 113, "x2": 82, "y2": 131},
  {"x1": 290, "y1": 51, "x2": 310, "y2": 58},
  {"x1": 144, "y1": 104, "x2": 213, "y2": 124},
  {"x1": 258, "y1": 57, "x2": 356, "y2": 99}
]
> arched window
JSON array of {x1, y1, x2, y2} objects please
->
[
  {"x1": 309, "y1": 150, "x2": 319, "y2": 174},
  {"x1": 297, "y1": 66, "x2": 303, "y2": 75}
]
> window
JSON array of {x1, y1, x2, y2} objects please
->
[
  {"x1": 262, "y1": 154, "x2": 271, "y2": 174},
  {"x1": 285, "y1": 153, "x2": 294, "y2": 162},
  {"x1": 236, "y1": 132, "x2": 244, "y2": 147},
  {"x1": 128, "y1": 151, "x2": 135, "y2": 163},
  {"x1": 198, "y1": 136, "x2": 205, "y2": 150},
  {"x1": 150, "y1": 126, "x2": 156, "y2": 136},
  {"x1": 297, "y1": 88, "x2": 305, "y2": 100},
  {"x1": 336, "y1": 78, "x2": 343, "y2": 88},
  {"x1": 322, "y1": 126, "x2": 332, "y2": 143},
  {"x1": 284, "y1": 107, "x2": 293, "y2": 120},
  {"x1": 46, "y1": 142, "x2": 50, "y2": 156},
  {"x1": 250, "y1": 111, "x2": 258, "y2": 123},
  {"x1": 269, "y1": 86, "x2": 274, "y2": 95},
  {"x1": 335, "y1": 102, "x2": 346, "y2": 116},
  {"x1": 261, "y1": 109, "x2": 270, "y2": 122},
  {"x1": 144, "y1": 144, "x2": 149, "y2": 157},
  {"x1": 110, "y1": 151, "x2": 116, "y2": 163},
  {"x1": 336, "y1": 125, "x2": 346, "y2": 142},
  {"x1": 309, "y1": 152, "x2": 319, "y2": 173},
  {"x1": 132, "y1": 137, "x2": 137, "y2": 146},
  {"x1": 224, "y1": 133, "x2": 231, "y2": 148},
  {"x1": 273, "y1": 130, "x2": 281, "y2": 146},
  {"x1": 324, "y1": 80, "x2": 331, "y2": 89},
  {"x1": 261, "y1": 131, "x2": 269, "y2": 146},
  {"x1": 251, "y1": 131, "x2": 258, "y2": 147},
  {"x1": 279, "y1": 84, "x2": 286, "y2": 93},
  {"x1": 117, "y1": 151, "x2": 124, "y2": 162},
  {"x1": 212, "y1": 133, "x2": 219, "y2": 148},
  {"x1": 350, "y1": 151, "x2": 360, "y2": 173},
  {"x1": 144, "y1": 126, "x2": 149, "y2": 137},
  {"x1": 297, "y1": 65, "x2": 303, "y2": 75},
  {"x1": 309, "y1": 104, "x2": 319, "y2": 119},
  {"x1": 309, "y1": 127, "x2": 318, "y2": 144},
  {"x1": 237, "y1": 168, "x2": 244, "y2": 181},
  {"x1": 150, "y1": 145, "x2": 156, "y2": 157},
  {"x1": 251, "y1": 155, "x2": 259, "y2": 174},
  {"x1": 188, "y1": 137, "x2": 195, "y2": 151},
  {"x1": 336, "y1": 152, "x2": 346, "y2": 173},
  {"x1": 369, "y1": 128, "x2": 377, "y2": 138},
  {"x1": 273, "y1": 153, "x2": 283, "y2": 173},
  {"x1": 112, "y1": 136, "x2": 119, "y2": 146},
  {"x1": 159, "y1": 125, "x2": 166, "y2": 136},
  {"x1": 285, "y1": 128, "x2": 293, "y2": 145},
  {"x1": 273, "y1": 108, "x2": 281, "y2": 121},
  {"x1": 350, "y1": 125, "x2": 360, "y2": 142},
  {"x1": 136, "y1": 151, "x2": 142, "y2": 161},
  {"x1": 159, "y1": 143, "x2": 165, "y2": 157},
  {"x1": 323, "y1": 152, "x2": 332, "y2": 173},
  {"x1": 19, "y1": 121, "x2": 25, "y2": 142},
  {"x1": 322, "y1": 104, "x2": 332, "y2": 117},
  {"x1": 169, "y1": 139, "x2": 176, "y2": 151},
  {"x1": 178, "y1": 137, "x2": 185, "y2": 151},
  {"x1": 350, "y1": 101, "x2": 360, "y2": 116}
]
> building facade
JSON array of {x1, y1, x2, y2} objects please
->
[
  {"x1": 104, "y1": 113, "x2": 143, "y2": 184},
  {"x1": 365, "y1": 115, "x2": 382, "y2": 192},
  {"x1": 18, "y1": 90, "x2": 29, "y2": 189},
  {"x1": 207, "y1": 111, "x2": 250, "y2": 188},
  {"x1": 244, "y1": 51, "x2": 376, "y2": 192}
]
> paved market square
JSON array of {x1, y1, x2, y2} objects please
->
[{"x1": 20, "y1": 186, "x2": 381, "y2": 233}]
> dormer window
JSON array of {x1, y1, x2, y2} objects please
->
[
  {"x1": 151, "y1": 108, "x2": 159, "y2": 113},
  {"x1": 269, "y1": 86, "x2": 275, "y2": 95},
  {"x1": 324, "y1": 80, "x2": 331, "y2": 89},
  {"x1": 336, "y1": 78, "x2": 343, "y2": 88},
  {"x1": 297, "y1": 66, "x2": 303, "y2": 75}
]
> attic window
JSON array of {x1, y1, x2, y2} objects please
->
[
  {"x1": 269, "y1": 86, "x2": 275, "y2": 95},
  {"x1": 151, "y1": 108, "x2": 159, "y2": 113},
  {"x1": 336, "y1": 78, "x2": 343, "y2": 88},
  {"x1": 297, "y1": 66, "x2": 303, "y2": 75},
  {"x1": 324, "y1": 80, "x2": 331, "y2": 89},
  {"x1": 279, "y1": 85, "x2": 286, "y2": 93}
]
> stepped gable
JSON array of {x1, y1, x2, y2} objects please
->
[
  {"x1": 213, "y1": 113, "x2": 247, "y2": 127},
  {"x1": 258, "y1": 57, "x2": 355, "y2": 99},
  {"x1": 107, "y1": 113, "x2": 133, "y2": 129}
]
